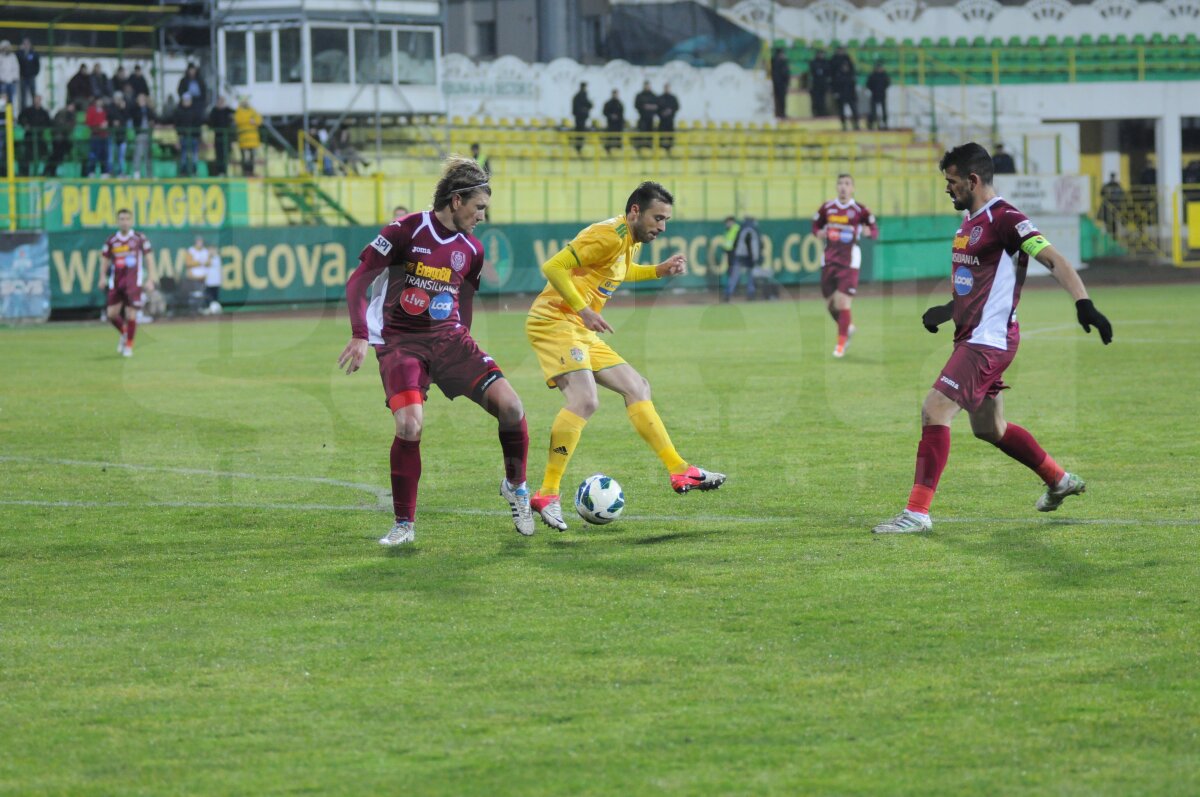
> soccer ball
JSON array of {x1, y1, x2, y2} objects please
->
[{"x1": 574, "y1": 473, "x2": 625, "y2": 525}]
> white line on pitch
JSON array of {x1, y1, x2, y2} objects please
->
[{"x1": 1, "y1": 499, "x2": 1196, "y2": 528}]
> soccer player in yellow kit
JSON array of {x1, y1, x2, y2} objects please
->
[{"x1": 525, "y1": 181, "x2": 726, "y2": 531}]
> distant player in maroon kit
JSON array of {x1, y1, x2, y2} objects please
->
[
  {"x1": 813, "y1": 174, "x2": 878, "y2": 358},
  {"x1": 337, "y1": 157, "x2": 533, "y2": 546},
  {"x1": 101, "y1": 208, "x2": 153, "y2": 357},
  {"x1": 873, "y1": 143, "x2": 1113, "y2": 533}
]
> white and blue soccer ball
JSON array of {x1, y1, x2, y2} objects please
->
[{"x1": 574, "y1": 473, "x2": 625, "y2": 525}]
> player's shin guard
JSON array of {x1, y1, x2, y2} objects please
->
[
  {"x1": 390, "y1": 437, "x2": 421, "y2": 523},
  {"x1": 906, "y1": 424, "x2": 951, "y2": 515},
  {"x1": 836, "y1": 309, "x2": 852, "y2": 347},
  {"x1": 541, "y1": 409, "x2": 587, "y2": 495},
  {"x1": 498, "y1": 416, "x2": 529, "y2": 486},
  {"x1": 626, "y1": 400, "x2": 688, "y2": 476},
  {"x1": 994, "y1": 423, "x2": 1065, "y2": 487}
]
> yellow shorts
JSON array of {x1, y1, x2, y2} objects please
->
[{"x1": 525, "y1": 315, "x2": 626, "y2": 388}]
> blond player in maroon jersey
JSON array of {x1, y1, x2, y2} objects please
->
[
  {"x1": 338, "y1": 157, "x2": 532, "y2": 546},
  {"x1": 873, "y1": 143, "x2": 1112, "y2": 533}
]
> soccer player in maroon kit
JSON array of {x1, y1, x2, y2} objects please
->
[
  {"x1": 337, "y1": 157, "x2": 533, "y2": 545},
  {"x1": 813, "y1": 174, "x2": 878, "y2": 357},
  {"x1": 873, "y1": 143, "x2": 1112, "y2": 533},
  {"x1": 101, "y1": 208, "x2": 153, "y2": 357}
]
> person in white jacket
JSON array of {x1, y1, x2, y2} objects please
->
[{"x1": 0, "y1": 41, "x2": 20, "y2": 105}]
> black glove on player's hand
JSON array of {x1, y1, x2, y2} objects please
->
[
  {"x1": 1075, "y1": 299, "x2": 1113, "y2": 344},
  {"x1": 922, "y1": 301, "x2": 954, "y2": 333}
]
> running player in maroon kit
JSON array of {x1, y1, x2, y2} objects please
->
[
  {"x1": 337, "y1": 157, "x2": 533, "y2": 546},
  {"x1": 101, "y1": 208, "x2": 153, "y2": 357},
  {"x1": 873, "y1": 143, "x2": 1112, "y2": 533},
  {"x1": 813, "y1": 174, "x2": 877, "y2": 358}
]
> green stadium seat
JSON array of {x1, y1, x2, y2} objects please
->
[{"x1": 1078, "y1": 34, "x2": 1094, "y2": 47}]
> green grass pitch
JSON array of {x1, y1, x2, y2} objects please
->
[{"x1": 2, "y1": 283, "x2": 1198, "y2": 795}]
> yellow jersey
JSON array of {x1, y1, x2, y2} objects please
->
[{"x1": 528, "y1": 214, "x2": 659, "y2": 325}]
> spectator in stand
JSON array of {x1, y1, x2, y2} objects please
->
[
  {"x1": 602, "y1": 90, "x2": 624, "y2": 154},
  {"x1": 178, "y1": 63, "x2": 206, "y2": 105},
  {"x1": 111, "y1": 66, "x2": 129, "y2": 98},
  {"x1": 44, "y1": 100, "x2": 75, "y2": 177},
  {"x1": 657, "y1": 83, "x2": 679, "y2": 152},
  {"x1": 571, "y1": 82, "x2": 592, "y2": 155},
  {"x1": 17, "y1": 94, "x2": 51, "y2": 175},
  {"x1": 107, "y1": 92, "x2": 130, "y2": 176},
  {"x1": 832, "y1": 61, "x2": 859, "y2": 131},
  {"x1": 334, "y1": 128, "x2": 366, "y2": 175},
  {"x1": 18, "y1": 38, "x2": 39, "y2": 111},
  {"x1": 128, "y1": 64, "x2": 150, "y2": 99},
  {"x1": 234, "y1": 96, "x2": 261, "y2": 176},
  {"x1": 208, "y1": 95, "x2": 233, "y2": 176},
  {"x1": 991, "y1": 143, "x2": 1016, "y2": 174},
  {"x1": 67, "y1": 64, "x2": 92, "y2": 104},
  {"x1": 89, "y1": 62, "x2": 111, "y2": 99},
  {"x1": 770, "y1": 46, "x2": 791, "y2": 119},
  {"x1": 83, "y1": 96, "x2": 109, "y2": 177},
  {"x1": 392, "y1": 205, "x2": 409, "y2": 220},
  {"x1": 173, "y1": 93, "x2": 202, "y2": 176},
  {"x1": 0, "y1": 41, "x2": 18, "y2": 106},
  {"x1": 470, "y1": 141, "x2": 491, "y2": 177},
  {"x1": 634, "y1": 80, "x2": 658, "y2": 150},
  {"x1": 830, "y1": 46, "x2": 855, "y2": 80},
  {"x1": 866, "y1": 60, "x2": 890, "y2": 130},
  {"x1": 808, "y1": 48, "x2": 831, "y2": 117},
  {"x1": 1098, "y1": 172, "x2": 1125, "y2": 236},
  {"x1": 129, "y1": 93, "x2": 156, "y2": 179}
]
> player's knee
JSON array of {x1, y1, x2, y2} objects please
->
[
  {"x1": 394, "y1": 414, "x2": 423, "y2": 440},
  {"x1": 571, "y1": 394, "x2": 600, "y2": 418},
  {"x1": 973, "y1": 425, "x2": 1001, "y2": 444},
  {"x1": 497, "y1": 396, "x2": 524, "y2": 426}
]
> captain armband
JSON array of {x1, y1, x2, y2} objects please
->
[{"x1": 1020, "y1": 235, "x2": 1051, "y2": 258}]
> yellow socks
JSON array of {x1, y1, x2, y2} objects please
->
[
  {"x1": 540, "y1": 409, "x2": 588, "y2": 495},
  {"x1": 626, "y1": 400, "x2": 689, "y2": 475}
]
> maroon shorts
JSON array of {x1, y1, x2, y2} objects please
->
[
  {"x1": 932, "y1": 342, "x2": 1017, "y2": 412},
  {"x1": 375, "y1": 326, "x2": 503, "y2": 409},
  {"x1": 106, "y1": 269, "x2": 144, "y2": 308},
  {"x1": 820, "y1": 266, "x2": 859, "y2": 298}
]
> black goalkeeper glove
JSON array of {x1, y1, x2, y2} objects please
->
[
  {"x1": 922, "y1": 301, "x2": 954, "y2": 333},
  {"x1": 1075, "y1": 299, "x2": 1113, "y2": 344}
]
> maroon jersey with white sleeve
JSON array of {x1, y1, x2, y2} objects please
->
[
  {"x1": 812, "y1": 199, "x2": 877, "y2": 268},
  {"x1": 346, "y1": 211, "x2": 483, "y2": 343},
  {"x1": 950, "y1": 197, "x2": 1043, "y2": 350},
  {"x1": 102, "y1": 230, "x2": 152, "y2": 290}
]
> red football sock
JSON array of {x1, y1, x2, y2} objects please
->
[
  {"x1": 390, "y1": 437, "x2": 421, "y2": 522},
  {"x1": 498, "y1": 415, "x2": 529, "y2": 485},
  {"x1": 109, "y1": 315, "x2": 126, "y2": 335},
  {"x1": 837, "y1": 309, "x2": 852, "y2": 346},
  {"x1": 124, "y1": 318, "x2": 137, "y2": 347},
  {"x1": 906, "y1": 424, "x2": 951, "y2": 514},
  {"x1": 995, "y1": 424, "x2": 1064, "y2": 487}
]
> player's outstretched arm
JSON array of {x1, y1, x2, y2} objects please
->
[
  {"x1": 337, "y1": 338, "x2": 368, "y2": 374},
  {"x1": 1033, "y1": 244, "x2": 1113, "y2": 344}
]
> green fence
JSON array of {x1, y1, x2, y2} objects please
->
[{"x1": 48, "y1": 216, "x2": 975, "y2": 311}]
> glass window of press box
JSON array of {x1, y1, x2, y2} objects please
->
[{"x1": 222, "y1": 25, "x2": 436, "y2": 87}]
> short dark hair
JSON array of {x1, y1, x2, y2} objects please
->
[
  {"x1": 625, "y1": 181, "x2": 674, "y2": 215},
  {"x1": 117, "y1": 208, "x2": 132, "y2": 216},
  {"x1": 939, "y1": 142, "x2": 994, "y2": 185},
  {"x1": 837, "y1": 173, "x2": 853, "y2": 181}
]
